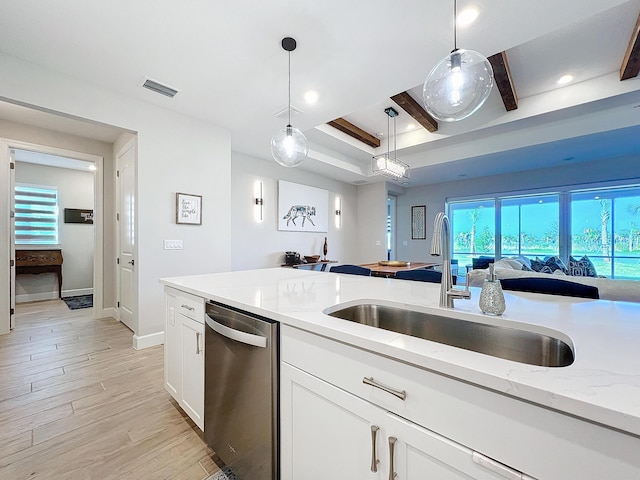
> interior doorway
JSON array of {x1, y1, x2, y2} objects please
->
[
  {"x1": 387, "y1": 195, "x2": 397, "y2": 260},
  {"x1": 3, "y1": 140, "x2": 104, "y2": 332}
]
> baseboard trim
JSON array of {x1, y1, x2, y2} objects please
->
[
  {"x1": 99, "y1": 307, "x2": 118, "y2": 320},
  {"x1": 16, "y1": 292, "x2": 58, "y2": 303},
  {"x1": 62, "y1": 288, "x2": 93, "y2": 298},
  {"x1": 133, "y1": 331, "x2": 164, "y2": 350}
]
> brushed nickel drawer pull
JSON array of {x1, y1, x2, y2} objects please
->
[
  {"x1": 196, "y1": 332, "x2": 201, "y2": 355},
  {"x1": 363, "y1": 377, "x2": 407, "y2": 401},
  {"x1": 388, "y1": 436, "x2": 397, "y2": 480},
  {"x1": 181, "y1": 304, "x2": 195, "y2": 311},
  {"x1": 370, "y1": 425, "x2": 380, "y2": 472}
]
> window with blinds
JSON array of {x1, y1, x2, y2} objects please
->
[{"x1": 14, "y1": 184, "x2": 59, "y2": 245}]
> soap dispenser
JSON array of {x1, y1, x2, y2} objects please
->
[{"x1": 478, "y1": 263, "x2": 506, "y2": 316}]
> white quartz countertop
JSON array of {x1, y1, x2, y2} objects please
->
[{"x1": 161, "y1": 268, "x2": 640, "y2": 437}]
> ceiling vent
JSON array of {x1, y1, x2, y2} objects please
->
[{"x1": 141, "y1": 78, "x2": 179, "y2": 98}]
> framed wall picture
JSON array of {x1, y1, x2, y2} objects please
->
[
  {"x1": 64, "y1": 208, "x2": 94, "y2": 224},
  {"x1": 411, "y1": 205, "x2": 426, "y2": 240},
  {"x1": 176, "y1": 193, "x2": 202, "y2": 225},
  {"x1": 278, "y1": 180, "x2": 329, "y2": 232}
]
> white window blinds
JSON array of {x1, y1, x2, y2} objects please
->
[{"x1": 14, "y1": 184, "x2": 59, "y2": 245}]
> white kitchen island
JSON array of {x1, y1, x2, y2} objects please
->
[{"x1": 161, "y1": 267, "x2": 640, "y2": 479}]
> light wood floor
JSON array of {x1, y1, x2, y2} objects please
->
[{"x1": 0, "y1": 300, "x2": 220, "y2": 480}]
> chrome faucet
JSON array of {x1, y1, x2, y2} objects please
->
[{"x1": 431, "y1": 212, "x2": 471, "y2": 308}]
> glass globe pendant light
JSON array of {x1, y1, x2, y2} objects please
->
[
  {"x1": 271, "y1": 37, "x2": 309, "y2": 167},
  {"x1": 423, "y1": 0, "x2": 493, "y2": 122}
]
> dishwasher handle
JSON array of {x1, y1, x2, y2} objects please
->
[{"x1": 205, "y1": 315, "x2": 268, "y2": 348}]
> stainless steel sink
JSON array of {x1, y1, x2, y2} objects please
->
[{"x1": 326, "y1": 303, "x2": 574, "y2": 367}]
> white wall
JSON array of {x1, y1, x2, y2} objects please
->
[
  {"x1": 231, "y1": 152, "x2": 359, "y2": 270},
  {"x1": 0, "y1": 52, "x2": 232, "y2": 343},
  {"x1": 15, "y1": 162, "x2": 94, "y2": 301},
  {"x1": 355, "y1": 182, "x2": 389, "y2": 264},
  {"x1": 396, "y1": 155, "x2": 640, "y2": 260}
]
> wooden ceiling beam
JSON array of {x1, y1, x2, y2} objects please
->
[
  {"x1": 327, "y1": 118, "x2": 380, "y2": 148},
  {"x1": 390, "y1": 91, "x2": 438, "y2": 132},
  {"x1": 488, "y1": 51, "x2": 518, "y2": 111},
  {"x1": 620, "y1": 13, "x2": 640, "y2": 80}
]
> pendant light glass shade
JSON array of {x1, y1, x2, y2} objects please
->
[
  {"x1": 423, "y1": 48, "x2": 493, "y2": 122},
  {"x1": 271, "y1": 37, "x2": 308, "y2": 168},
  {"x1": 271, "y1": 124, "x2": 309, "y2": 167}
]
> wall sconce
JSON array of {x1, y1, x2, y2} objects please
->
[
  {"x1": 254, "y1": 181, "x2": 264, "y2": 222},
  {"x1": 335, "y1": 197, "x2": 342, "y2": 228}
]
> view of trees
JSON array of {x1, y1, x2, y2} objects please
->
[{"x1": 451, "y1": 189, "x2": 640, "y2": 279}]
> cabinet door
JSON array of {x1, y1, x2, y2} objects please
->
[
  {"x1": 180, "y1": 314, "x2": 204, "y2": 430},
  {"x1": 281, "y1": 363, "x2": 387, "y2": 480},
  {"x1": 387, "y1": 412, "x2": 522, "y2": 480},
  {"x1": 164, "y1": 291, "x2": 181, "y2": 398}
]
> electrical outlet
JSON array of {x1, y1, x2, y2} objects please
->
[{"x1": 164, "y1": 240, "x2": 183, "y2": 250}]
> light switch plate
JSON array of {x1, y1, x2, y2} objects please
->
[{"x1": 164, "y1": 240, "x2": 183, "y2": 250}]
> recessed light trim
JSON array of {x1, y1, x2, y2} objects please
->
[
  {"x1": 304, "y1": 90, "x2": 319, "y2": 105},
  {"x1": 557, "y1": 74, "x2": 574, "y2": 85},
  {"x1": 457, "y1": 7, "x2": 480, "y2": 27}
]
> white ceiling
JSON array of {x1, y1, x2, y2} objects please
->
[{"x1": 0, "y1": 0, "x2": 639, "y2": 186}]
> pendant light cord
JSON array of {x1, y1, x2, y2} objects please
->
[
  {"x1": 288, "y1": 50, "x2": 292, "y2": 126},
  {"x1": 453, "y1": 0, "x2": 457, "y2": 51}
]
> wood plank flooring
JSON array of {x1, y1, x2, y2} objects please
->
[{"x1": 0, "y1": 300, "x2": 220, "y2": 480}]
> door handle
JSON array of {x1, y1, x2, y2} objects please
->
[
  {"x1": 196, "y1": 331, "x2": 201, "y2": 355},
  {"x1": 127, "y1": 259, "x2": 135, "y2": 266},
  {"x1": 363, "y1": 377, "x2": 406, "y2": 401},
  {"x1": 370, "y1": 425, "x2": 380, "y2": 472},
  {"x1": 205, "y1": 315, "x2": 268, "y2": 348},
  {"x1": 388, "y1": 436, "x2": 397, "y2": 480}
]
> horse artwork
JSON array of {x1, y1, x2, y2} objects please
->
[
  {"x1": 277, "y1": 180, "x2": 328, "y2": 232},
  {"x1": 283, "y1": 205, "x2": 316, "y2": 227}
]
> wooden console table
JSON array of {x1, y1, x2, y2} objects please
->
[{"x1": 15, "y1": 249, "x2": 63, "y2": 299}]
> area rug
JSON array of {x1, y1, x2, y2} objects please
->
[
  {"x1": 206, "y1": 467, "x2": 238, "y2": 480},
  {"x1": 62, "y1": 294, "x2": 93, "y2": 310}
]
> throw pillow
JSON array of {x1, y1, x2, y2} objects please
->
[
  {"x1": 569, "y1": 256, "x2": 598, "y2": 277},
  {"x1": 544, "y1": 256, "x2": 568, "y2": 274},
  {"x1": 530, "y1": 257, "x2": 545, "y2": 272}
]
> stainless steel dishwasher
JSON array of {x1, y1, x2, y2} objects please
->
[{"x1": 204, "y1": 301, "x2": 279, "y2": 480}]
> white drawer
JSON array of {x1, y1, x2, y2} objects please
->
[
  {"x1": 281, "y1": 324, "x2": 640, "y2": 479},
  {"x1": 165, "y1": 287, "x2": 204, "y2": 323}
]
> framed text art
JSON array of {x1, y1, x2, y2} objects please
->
[
  {"x1": 176, "y1": 193, "x2": 202, "y2": 225},
  {"x1": 411, "y1": 205, "x2": 426, "y2": 240}
]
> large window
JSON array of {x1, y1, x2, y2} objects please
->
[
  {"x1": 571, "y1": 187, "x2": 640, "y2": 279},
  {"x1": 450, "y1": 200, "x2": 495, "y2": 270},
  {"x1": 449, "y1": 185, "x2": 640, "y2": 279},
  {"x1": 14, "y1": 184, "x2": 59, "y2": 245},
  {"x1": 501, "y1": 194, "x2": 559, "y2": 259}
]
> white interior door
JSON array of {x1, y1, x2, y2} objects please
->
[
  {"x1": 9, "y1": 149, "x2": 15, "y2": 329},
  {"x1": 116, "y1": 140, "x2": 137, "y2": 332}
]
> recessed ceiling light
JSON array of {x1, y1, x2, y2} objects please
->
[
  {"x1": 304, "y1": 90, "x2": 318, "y2": 105},
  {"x1": 406, "y1": 123, "x2": 416, "y2": 131},
  {"x1": 377, "y1": 132, "x2": 384, "y2": 138},
  {"x1": 557, "y1": 74, "x2": 574, "y2": 85},
  {"x1": 457, "y1": 7, "x2": 480, "y2": 27}
]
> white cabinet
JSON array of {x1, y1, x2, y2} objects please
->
[
  {"x1": 282, "y1": 324, "x2": 640, "y2": 479},
  {"x1": 180, "y1": 314, "x2": 204, "y2": 428},
  {"x1": 281, "y1": 363, "x2": 516, "y2": 480},
  {"x1": 164, "y1": 287, "x2": 205, "y2": 431}
]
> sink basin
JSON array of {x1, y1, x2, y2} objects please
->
[{"x1": 326, "y1": 303, "x2": 574, "y2": 367}]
